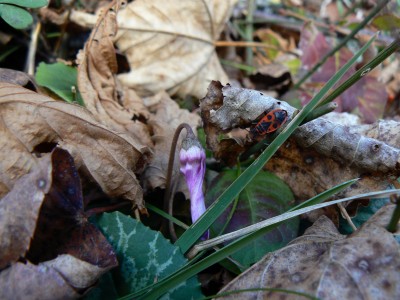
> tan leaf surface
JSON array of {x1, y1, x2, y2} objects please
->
[
  {"x1": 76, "y1": 1, "x2": 153, "y2": 148},
  {"x1": 0, "y1": 82, "x2": 148, "y2": 209},
  {"x1": 114, "y1": 0, "x2": 235, "y2": 98},
  {"x1": 219, "y1": 204, "x2": 400, "y2": 299},
  {"x1": 0, "y1": 153, "x2": 52, "y2": 269},
  {"x1": 142, "y1": 91, "x2": 201, "y2": 195},
  {"x1": 0, "y1": 260, "x2": 79, "y2": 300},
  {"x1": 42, "y1": 254, "x2": 109, "y2": 289}
]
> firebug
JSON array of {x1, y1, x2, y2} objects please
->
[{"x1": 250, "y1": 109, "x2": 288, "y2": 137}]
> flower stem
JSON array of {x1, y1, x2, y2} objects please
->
[{"x1": 164, "y1": 123, "x2": 194, "y2": 242}]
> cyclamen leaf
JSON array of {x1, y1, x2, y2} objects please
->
[
  {"x1": 205, "y1": 170, "x2": 299, "y2": 269},
  {"x1": 94, "y1": 212, "x2": 203, "y2": 299}
]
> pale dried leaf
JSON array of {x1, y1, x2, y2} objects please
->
[
  {"x1": 0, "y1": 82, "x2": 148, "y2": 209},
  {"x1": 114, "y1": 0, "x2": 235, "y2": 98},
  {"x1": 0, "y1": 260, "x2": 80, "y2": 300},
  {"x1": 43, "y1": 254, "x2": 107, "y2": 289},
  {"x1": 0, "y1": 154, "x2": 52, "y2": 269},
  {"x1": 219, "y1": 204, "x2": 400, "y2": 299}
]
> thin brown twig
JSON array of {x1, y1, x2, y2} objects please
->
[{"x1": 164, "y1": 123, "x2": 193, "y2": 242}]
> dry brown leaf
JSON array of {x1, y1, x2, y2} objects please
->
[
  {"x1": 200, "y1": 81, "x2": 400, "y2": 175},
  {"x1": 26, "y1": 148, "x2": 118, "y2": 270},
  {"x1": 0, "y1": 82, "x2": 148, "y2": 209},
  {"x1": 0, "y1": 254, "x2": 113, "y2": 299},
  {"x1": 219, "y1": 204, "x2": 400, "y2": 299},
  {"x1": 113, "y1": 0, "x2": 235, "y2": 98},
  {"x1": 76, "y1": 0, "x2": 153, "y2": 148},
  {"x1": 265, "y1": 138, "x2": 392, "y2": 223},
  {"x1": 0, "y1": 260, "x2": 80, "y2": 299},
  {"x1": 0, "y1": 152, "x2": 52, "y2": 269},
  {"x1": 142, "y1": 91, "x2": 201, "y2": 195},
  {"x1": 42, "y1": 254, "x2": 109, "y2": 289}
]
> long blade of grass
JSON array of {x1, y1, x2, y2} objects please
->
[
  {"x1": 136, "y1": 189, "x2": 400, "y2": 300},
  {"x1": 175, "y1": 33, "x2": 378, "y2": 254},
  {"x1": 317, "y1": 37, "x2": 400, "y2": 107},
  {"x1": 146, "y1": 203, "x2": 189, "y2": 230},
  {"x1": 187, "y1": 178, "x2": 359, "y2": 254}
]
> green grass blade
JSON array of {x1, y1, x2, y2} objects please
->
[
  {"x1": 146, "y1": 203, "x2": 189, "y2": 230},
  {"x1": 175, "y1": 33, "x2": 378, "y2": 254},
  {"x1": 289, "y1": 178, "x2": 359, "y2": 212}
]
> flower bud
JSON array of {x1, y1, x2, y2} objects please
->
[{"x1": 180, "y1": 133, "x2": 208, "y2": 239}]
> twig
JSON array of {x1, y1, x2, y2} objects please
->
[
  {"x1": 338, "y1": 203, "x2": 357, "y2": 232},
  {"x1": 26, "y1": 18, "x2": 41, "y2": 75}
]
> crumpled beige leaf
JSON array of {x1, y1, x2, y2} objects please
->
[
  {"x1": 142, "y1": 91, "x2": 201, "y2": 195},
  {"x1": 219, "y1": 204, "x2": 400, "y2": 299},
  {"x1": 0, "y1": 260, "x2": 79, "y2": 300},
  {"x1": 114, "y1": 0, "x2": 235, "y2": 98},
  {"x1": 0, "y1": 82, "x2": 148, "y2": 209},
  {"x1": 76, "y1": 0, "x2": 153, "y2": 148},
  {"x1": 42, "y1": 254, "x2": 108, "y2": 289},
  {"x1": 0, "y1": 152, "x2": 52, "y2": 269}
]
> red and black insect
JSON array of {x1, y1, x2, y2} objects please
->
[{"x1": 250, "y1": 109, "x2": 288, "y2": 137}]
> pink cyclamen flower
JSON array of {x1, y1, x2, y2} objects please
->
[{"x1": 179, "y1": 135, "x2": 208, "y2": 239}]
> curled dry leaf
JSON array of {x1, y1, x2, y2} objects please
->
[
  {"x1": 113, "y1": 0, "x2": 235, "y2": 98},
  {"x1": 27, "y1": 148, "x2": 118, "y2": 270},
  {"x1": 76, "y1": 0, "x2": 152, "y2": 147},
  {"x1": 200, "y1": 81, "x2": 400, "y2": 176},
  {"x1": 200, "y1": 81, "x2": 295, "y2": 164},
  {"x1": 0, "y1": 152, "x2": 52, "y2": 269},
  {"x1": 294, "y1": 118, "x2": 400, "y2": 175},
  {"x1": 0, "y1": 82, "x2": 148, "y2": 209},
  {"x1": 219, "y1": 204, "x2": 400, "y2": 299},
  {"x1": 142, "y1": 91, "x2": 201, "y2": 195},
  {"x1": 0, "y1": 148, "x2": 117, "y2": 299},
  {"x1": 42, "y1": 254, "x2": 107, "y2": 289}
]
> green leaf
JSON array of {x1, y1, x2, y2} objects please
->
[
  {"x1": 0, "y1": 0, "x2": 48, "y2": 9},
  {"x1": 373, "y1": 14, "x2": 400, "y2": 31},
  {"x1": 0, "y1": 4, "x2": 32, "y2": 29},
  {"x1": 35, "y1": 62, "x2": 85, "y2": 106},
  {"x1": 206, "y1": 170, "x2": 298, "y2": 269},
  {"x1": 94, "y1": 212, "x2": 203, "y2": 299}
]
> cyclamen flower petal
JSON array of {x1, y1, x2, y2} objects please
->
[{"x1": 180, "y1": 141, "x2": 208, "y2": 240}]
